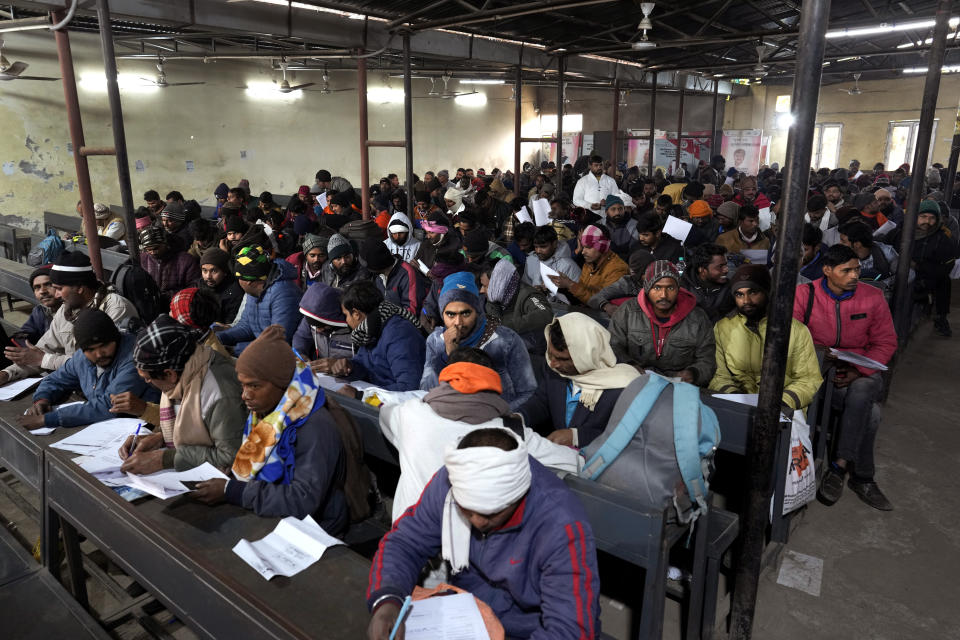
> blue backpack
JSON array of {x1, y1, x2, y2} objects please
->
[
  {"x1": 27, "y1": 229, "x2": 65, "y2": 267},
  {"x1": 581, "y1": 374, "x2": 720, "y2": 524}
]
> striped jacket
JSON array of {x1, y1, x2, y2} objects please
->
[{"x1": 367, "y1": 458, "x2": 601, "y2": 639}]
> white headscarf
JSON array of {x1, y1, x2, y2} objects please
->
[
  {"x1": 546, "y1": 313, "x2": 642, "y2": 411},
  {"x1": 442, "y1": 429, "x2": 531, "y2": 573}
]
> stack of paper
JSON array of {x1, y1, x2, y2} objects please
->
[
  {"x1": 233, "y1": 515, "x2": 344, "y2": 580},
  {"x1": 514, "y1": 205, "x2": 533, "y2": 225},
  {"x1": 404, "y1": 592, "x2": 489, "y2": 640},
  {"x1": 539, "y1": 262, "x2": 560, "y2": 295},
  {"x1": 51, "y1": 418, "x2": 143, "y2": 456},
  {"x1": 829, "y1": 348, "x2": 888, "y2": 371},
  {"x1": 0, "y1": 377, "x2": 42, "y2": 401}
]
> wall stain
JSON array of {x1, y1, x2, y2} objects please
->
[
  {"x1": 1, "y1": 162, "x2": 14, "y2": 176},
  {"x1": 59, "y1": 181, "x2": 75, "y2": 191},
  {"x1": 24, "y1": 136, "x2": 39, "y2": 153},
  {"x1": 18, "y1": 160, "x2": 54, "y2": 181}
]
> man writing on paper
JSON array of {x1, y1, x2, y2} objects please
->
[
  {"x1": 117, "y1": 315, "x2": 245, "y2": 474},
  {"x1": 793, "y1": 245, "x2": 898, "y2": 511},
  {"x1": 381, "y1": 348, "x2": 580, "y2": 522},
  {"x1": 192, "y1": 325, "x2": 351, "y2": 537},
  {"x1": 311, "y1": 281, "x2": 426, "y2": 394},
  {"x1": 421, "y1": 272, "x2": 536, "y2": 410},
  {"x1": 548, "y1": 225, "x2": 630, "y2": 306},
  {"x1": 521, "y1": 225, "x2": 581, "y2": 302},
  {"x1": 366, "y1": 427, "x2": 600, "y2": 640},
  {"x1": 18, "y1": 310, "x2": 158, "y2": 429},
  {"x1": 609, "y1": 260, "x2": 716, "y2": 385},
  {"x1": 519, "y1": 314, "x2": 642, "y2": 448},
  {"x1": 710, "y1": 265, "x2": 822, "y2": 410},
  {"x1": 1, "y1": 252, "x2": 138, "y2": 385}
]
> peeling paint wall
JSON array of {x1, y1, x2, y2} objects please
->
[{"x1": 1, "y1": 30, "x2": 539, "y2": 230}]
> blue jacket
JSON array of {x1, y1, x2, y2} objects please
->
[
  {"x1": 34, "y1": 333, "x2": 159, "y2": 428},
  {"x1": 421, "y1": 324, "x2": 537, "y2": 410},
  {"x1": 218, "y1": 259, "x2": 301, "y2": 354},
  {"x1": 367, "y1": 459, "x2": 601, "y2": 639},
  {"x1": 21, "y1": 305, "x2": 53, "y2": 344},
  {"x1": 350, "y1": 315, "x2": 425, "y2": 391}
]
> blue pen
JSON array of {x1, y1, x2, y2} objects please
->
[
  {"x1": 130, "y1": 423, "x2": 143, "y2": 454},
  {"x1": 389, "y1": 595, "x2": 413, "y2": 640}
]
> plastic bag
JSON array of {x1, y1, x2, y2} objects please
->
[{"x1": 782, "y1": 412, "x2": 816, "y2": 515}]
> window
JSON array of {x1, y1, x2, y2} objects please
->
[
  {"x1": 811, "y1": 123, "x2": 842, "y2": 169},
  {"x1": 885, "y1": 120, "x2": 939, "y2": 169}
]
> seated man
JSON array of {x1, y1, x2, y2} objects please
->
[
  {"x1": 383, "y1": 212, "x2": 421, "y2": 262},
  {"x1": 286, "y1": 233, "x2": 329, "y2": 292},
  {"x1": 118, "y1": 315, "x2": 245, "y2": 473},
  {"x1": 588, "y1": 249, "x2": 655, "y2": 315},
  {"x1": 609, "y1": 260, "x2": 716, "y2": 385},
  {"x1": 169, "y1": 287, "x2": 232, "y2": 360},
  {"x1": 605, "y1": 194, "x2": 639, "y2": 260},
  {"x1": 838, "y1": 219, "x2": 898, "y2": 284},
  {"x1": 361, "y1": 239, "x2": 425, "y2": 317},
  {"x1": 681, "y1": 243, "x2": 735, "y2": 322},
  {"x1": 1, "y1": 252, "x2": 138, "y2": 384},
  {"x1": 482, "y1": 260, "x2": 553, "y2": 352},
  {"x1": 421, "y1": 272, "x2": 536, "y2": 409},
  {"x1": 793, "y1": 245, "x2": 898, "y2": 510},
  {"x1": 710, "y1": 265, "x2": 822, "y2": 410},
  {"x1": 217, "y1": 245, "x2": 301, "y2": 354},
  {"x1": 17, "y1": 309, "x2": 158, "y2": 429},
  {"x1": 800, "y1": 224, "x2": 828, "y2": 282},
  {"x1": 380, "y1": 348, "x2": 581, "y2": 521},
  {"x1": 463, "y1": 228, "x2": 513, "y2": 268},
  {"x1": 159, "y1": 201, "x2": 194, "y2": 247},
  {"x1": 519, "y1": 313, "x2": 641, "y2": 448},
  {"x1": 913, "y1": 199, "x2": 959, "y2": 337},
  {"x1": 548, "y1": 224, "x2": 630, "y2": 306},
  {"x1": 716, "y1": 204, "x2": 770, "y2": 254},
  {"x1": 635, "y1": 212, "x2": 684, "y2": 263},
  {"x1": 293, "y1": 283, "x2": 351, "y2": 360},
  {"x1": 192, "y1": 325, "x2": 350, "y2": 537},
  {"x1": 366, "y1": 427, "x2": 600, "y2": 640},
  {"x1": 138, "y1": 225, "x2": 201, "y2": 305},
  {"x1": 19, "y1": 266, "x2": 62, "y2": 344},
  {"x1": 321, "y1": 234, "x2": 369, "y2": 289},
  {"x1": 197, "y1": 247, "x2": 244, "y2": 325},
  {"x1": 312, "y1": 281, "x2": 425, "y2": 393},
  {"x1": 522, "y1": 224, "x2": 581, "y2": 302}
]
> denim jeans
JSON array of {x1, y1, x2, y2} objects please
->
[{"x1": 831, "y1": 372, "x2": 883, "y2": 478}]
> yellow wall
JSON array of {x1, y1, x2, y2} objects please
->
[
  {"x1": 722, "y1": 74, "x2": 960, "y2": 170},
  {"x1": 1, "y1": 30, "x2": 540, "y2": 230}
]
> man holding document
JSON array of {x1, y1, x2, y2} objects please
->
[
  {"x1": 793, "y1": 244, "x2": 898, "y2": 511},
  {"x1": 366, "y1": 427, "x2": 600, "y2": 640}
]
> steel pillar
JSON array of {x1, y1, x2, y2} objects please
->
[
  {"x1": 611, "y1": 78, "x2": 620, "y2": 169},
  {"x1": 403, "y1": 32, "x2": 414, "y2": 215},
  {"x1": 556, "y1": 55, "x2": 565, "y2": 193},
  {"x1": 711, "y1": 79, "x2": 721, "y2": 158},
  {"x1": 676, "y1": 88, "x2": 685, "y2": 176},
  {"x1": 357, "y1": 54, "x2": 370, "y2": 220},
  {"x1": 648, "y1": 75, "x2": 656, "y2": 176},
  {"x1": 514, "y1": 64, "x2": 522, "y2": 196}
]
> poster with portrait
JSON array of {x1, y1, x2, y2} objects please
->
[{"x1": 721, "y1": 129, "x2": 764, "y2": 175}]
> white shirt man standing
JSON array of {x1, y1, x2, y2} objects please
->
[{"x1": 573, "y1": 154, "x2": 625, "y2": 217}]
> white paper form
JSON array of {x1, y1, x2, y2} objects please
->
[
  {"x1": 416, "y1": 259, "x2": 431, "y2": 275},
  {"x1": 539, "y1": 262, "x2": 560, "y2": 295},
  {"x1": 758, "y1": 206, "x2": 772, "y2": 231},
  {"x1": 404, "y1": 592, "x2": 489, "y2": 640},
  {"x1": 741, "y1": 249, "x2": 768, "y2": 264},
  {"x1": 232, "y1": 515, "x2": 344, "y2": 580},
  {"x1": 0, "y1": 377, "x2": 42, "y2": 401},
  {"x1": 873, "y1": 220, "x2": 896, "y2": 237},
  {"x1": 123, "y1": 473, "x2": 190, "y2": 500},
  {"x1": 713, "y1": 393, "x2": 759, "y2": 407},
  {"x1": 50, "y1": 418, "x2": 144, "y2": 456},
  {"x1": 316, "y1": 192, "x2": 328, "y2": 209},
  {"x1": 30, "y1": 427, "x2": 57, "y2": 436},
  {"x1": 662, "y1": 215, "x2": 693, "y2": 244},
  {"x1": 531, "y1": 198, "x2": 552, "y2": 227},
  {"x1": 829, "y1": 348, "x2": 889, "y2": 371},
  {"x1": 514, "y1": 206, "x2": 533, "y2": 225}
]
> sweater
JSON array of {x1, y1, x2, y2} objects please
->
[
  {"x1": 367, "y1": 459, "x2": 601, "y2": 639},
  {"x1": 224, "y1": 404, "x2": 349, "y2": 538},
  {"x1": 20, "y1": 304, "x2": 54, "y2": 345},
  {"x1": 33, "y1": 333, "x2": 159, "y2": 428},
  {"x1": 140, "y1": 249, "x2": 200, "y2": 299}
]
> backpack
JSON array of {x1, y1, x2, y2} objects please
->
[
  {"x1": 339, "y1": 218, "x2": 383, "y2": 244},
  {"x1": 28, "y1": 229, "x2": 65, "y2": 266},
  {"x1": 324, "y1": 395, "x2": 374, "y2": 522},
  {"x1": 580, "y1": 373, "x2": 720, "y2": 524},
  {"x1": 109, "y1": 260, "x2": 163, "y2": 326}
]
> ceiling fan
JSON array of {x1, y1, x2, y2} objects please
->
[
  {"x1": 839, "y1": 72, "x2": 880, "y2": 95},
  {"x1": 138, "y1": 58, "x2": 204, "y2": 88},
  {"x1": 753, "y1": 44, "x2": 768, "y2": 78},
  {"x1": 414, "y1": 73, "x2": 477, "y2": 99},
  {"x1": 632, "y1": 2, "x2": 657, "y2": 50},
  {"x1": 319, "y1": 69, "x2": 354, "y2": 95},
  {"x1": 275, "y1": 59, "x2": 314, "y2": 93},
  {"x1": 0, "y1": 38, "x2": 59, "y2": 82}
]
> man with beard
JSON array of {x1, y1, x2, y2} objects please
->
[
  {"x1": 415, "y1": 211, "x2": 453, "y2": 268},
  {"x1": 573, "y1": 154, "x2": 623, "y2": 216},
  {"x1": 710, "y1": 265, "x2": 821, "y2": 410},
  {"x1": 17, "y1": 309, "x2": 158, "y2": 430},
  {"x1": 604, "y1": 195, "x2": 639, "y2": 260},
  {"x1": 699, "y1": 154, "x2": 726, "y2": 189},
  {"x1": 913, "y1": 200, "x2": 959, "y2": 337},
  {"x1": 139, "y1": 226, "x2": 201, "y2": 306},
  {"x1": 873, "y1": 187, "x2": 903, "y2": 226},
  {"x1": 17, "y1": 266, "x2": 62, "y2": 344},
  {"x1": 1, "y1": 252, "x2": 138, "y2": 384},
  {"x1": 822, "y1": 179, "x2": 846, "y2": 215},
  {"x1": 634, "y1": 213, "x2": 684, "y2": 262},
  {"x1": 717, "y1": 205, "x2": 770, "y2": 254},
  {"x1": 805, "y1": 194, "x2": 838, "y2": 232},
  {"x1": 286, "y1": 233, "x2": 328, "y2": 292},
  {"x1": 682, "y1": 243, "x2": 735, "y2": 322},
  {"x1": 383, "y1": 212, "x2": 421, "y2": 262},
  {"x1": 320, "y1": 234, "x2": 369, "y2": 290},
  {"x1": 197, "y1": 248, "x2": 244, "y2": 324}
]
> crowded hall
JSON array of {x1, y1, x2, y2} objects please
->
[{"x1": 1, "y1": 0, "x2": 958, "y2": 639}]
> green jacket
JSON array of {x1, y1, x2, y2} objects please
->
[{"x1": 709, "y1": 313, "x2": 823, "y2": 411}]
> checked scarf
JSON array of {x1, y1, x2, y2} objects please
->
[
  {"x1": 350, "y1": 301, "x2": 422, "y2": 347},
  {"x1": 231, "y1": 362, "x2": 324, "y2": 484}
]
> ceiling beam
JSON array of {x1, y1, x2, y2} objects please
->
[{"x1": 405, "y1": 0, "x2": 618, "y2": 32}]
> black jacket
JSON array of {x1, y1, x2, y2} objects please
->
[
  {"x1": 196, "y1": 275, "x2": 245, "y2": 324},
  {"x1": 680, "y1": 271, "x2": 735, "y2": 323}
]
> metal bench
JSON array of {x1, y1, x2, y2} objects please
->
[{"x1": 44, "y1": 210, "x2": 83, "y2": 235}]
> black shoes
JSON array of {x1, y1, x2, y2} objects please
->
[
  {"x1": 934, "y1": 316, "x2": 952, "y2": 338},
  {"x1": 817, "y1": 465, "x2": 845, "y2": 506},
  {"x1": 848, "y1": 478, "x2": 894, "y2": 511}
]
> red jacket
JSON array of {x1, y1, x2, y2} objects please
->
[
  {"x1": 733, "y1": 192, "x2": 772, "y2": 210},
  {"x1": 792, "y1": 278, "x2": 897, "y2": 376}
]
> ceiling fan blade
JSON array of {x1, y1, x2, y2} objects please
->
[
  {"x1": 329, "y1": 87, "x2": 354, "y2": 92},
  {"x1": 287, "y1": 82, "x2": 315, "y2": 91},
  {"x1": 5, "y1": 61, "x2": 28, "y2": 77},
  {"x1": 8, "y1": 75, "x2": 60, "y2": 81},
  {"x1": 139, "y1": 77, "x2": 159, "y2": 84},
  {"x1": 165, "y1": 81, "x2": 206, "y2": 86}
]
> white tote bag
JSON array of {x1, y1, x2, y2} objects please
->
[{"x1": 781, "y1": 412, "x2": 816, "y2": 515}]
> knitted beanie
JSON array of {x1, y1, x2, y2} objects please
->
[
  {"x1": 643, "y1": 259, "x2": 680, "y2": 293},
  {"x1": 235, "y1": 324, "x2": 296, "y2": 391}
]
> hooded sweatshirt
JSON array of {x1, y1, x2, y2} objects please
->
[
  {"x1": 383, "y1": 212, "x2": 422, "y2": 262},
  {"x1": 608, "y1": 288, "x2": 716, "y2": 384}
]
